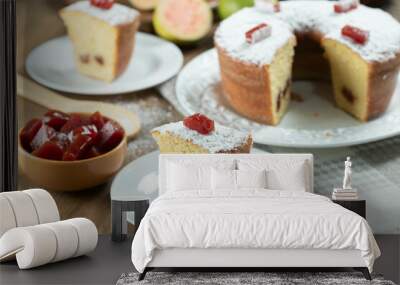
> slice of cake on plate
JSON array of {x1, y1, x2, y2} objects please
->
[
  {"x1": 60, "y1": 0, "x2": 140, "y2": 82},
  {"x1": 151, "y1": 113, "x2": 253, "y2": 153}
]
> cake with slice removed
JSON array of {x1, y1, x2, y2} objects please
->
[
  {"x1": 151, "y1": 113, "x2": 253, "y2": 153},
  {"x1": 215, "y1": 0, "x2": 400, "y2": 125},
  {"x1": 60, "y1": 0, "x2": 140, "y2": 82}
]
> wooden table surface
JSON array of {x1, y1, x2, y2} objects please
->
[{"x1": 16, "y1": 0, "x2": 400, "y2": 234}]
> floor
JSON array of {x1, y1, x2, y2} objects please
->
[
  {"x1": 0, "y1": 236, "x2": 134, "y2": 285},
  {"x1": 0, "y1": 235, "x2": 398, "y2": 285}
]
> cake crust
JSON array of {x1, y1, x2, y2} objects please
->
[
  {"x1": 114, "y1": 18, "x2": 140, "y2": 79},
  {"x1": 367, "y1": 53, "x2": 400, "y2": 120},
  {"x1": 217, "y1": 46, "x2": 274, "y2": 125},
  {"x1": 217, "y1": 36, "x2": 295, "y2": 125}
]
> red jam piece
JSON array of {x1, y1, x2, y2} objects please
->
[
  {"x1": 90, "y1": 0, "x2": 114, "y2": 9},
  {"x1": 32, "y1": 141, "x2": 64, "y2": 161},
  {"x1": 97, "y1": 121, "x2": 125, "y2": 152},
  {"x1": 245, "y1": 23, "x2": 272, "y2": 44},
  {"x1": 60, "y1": 114, "x2": 90, "y2": 134},
  {"x1": 73, "y1": 124, "x2": 100, "y2": 145},
  {"x1": 183, "y1": 113, "x2": 215, "y2": 135},
  {"x1": 52, "y1": 132, "x2": 70, "y2": 152},
  {"x1": 20, "y1": 119, "x2": 43, "y2": 152},
  {"x1": 63, "y1": 133, "x2": 94, "y2": 161},
  {"x1": 334, "y1": 0, "x2": 358, "y2": 13},
  {"x1": 341, "y1": 25, "x2": 369, "y2": 45},
  {"x1": 90, "y1": 111, "x2": 105, "y2": 130},
  {"x1": 30, "y1": 125, "x2": 56, "y2": 151},
  {"x1": 43, "y1": 110, "x2": 70, "y2": 131}
]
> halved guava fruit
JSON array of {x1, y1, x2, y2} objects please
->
[
  {"x1": 153, "y1": 0, "x2": 213, "y2": 44},
  {"x1": 129, "y1": 0, "x2": 158, "y2": 11},
  {"x1": 218, "y1": 0, "x2": 254, "y2": 20}
]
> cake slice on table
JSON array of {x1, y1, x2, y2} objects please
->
[
  {"x1": 151, "y1": 114, "x2": 253, "y2": 153},
  {"x1": 60, "y1": 0, "x2": 140, "y2": 82}
]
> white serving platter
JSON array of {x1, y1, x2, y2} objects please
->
[
  {"x1": 26, "y1": 33, "x2": 183, "y2": 95},
  {"x1": 175, "y1": 49, "x2": 400, "y2": 148}
]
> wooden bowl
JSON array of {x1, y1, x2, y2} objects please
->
[{"x1": 18, "y1": 135, "x2": 127, "y2": 192}]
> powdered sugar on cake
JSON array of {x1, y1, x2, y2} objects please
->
[
  {"x1": 65, "y1": 1, "x2": 139, "y2": 26},
  {"x1": 152, "y1": 122, "x2": 251, "y2": 153},
  {"x1": 215, "y1": 0, "x2": 400, "y2": 65},
  {"x1": 323, "y1": 5, "x2": 400, "y2": 62},
  {"x1": 215, "y1": 9, "x2": 294, "y2": 65}
]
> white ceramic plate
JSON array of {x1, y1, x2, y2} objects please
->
[
  {"x1": 26, "y1": 33, "x2": 184, "y2": 95},
  {"x1": 110, "y1": 148, "x2": 268, "y2": 203},
  {"x1": 176, "y1": 49, "x2": 400, "y2": 148}
]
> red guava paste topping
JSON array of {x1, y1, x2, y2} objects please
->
[
  {"x1": 32, "y1": 141, "x2": 64, "y2": 161},
  {"x1": 60, "y1": 114, "x2": 90, "y2": 134},
  {"x1": 245, "y1": 23, "x2": 272, "y2": 44},
  {"x1": 334, "y1": 0, "x2": 358, "y2": 13},
  {"x1": 341, "y1": 25, "x2": 369, "y2": 45},
  {"x1": 20, "y1": 119, "x2": 43, "y2": 152},
  {"x1": 90, "y1": 111, "x2": 106, "y2": 130},
  {"x1": 183, "y1": 113, "x2": 215, "y2": 135},
  {"x1": 97, "y1": 121, "x2": 125, "y2": 152},
  {"x1": 44, "y1": 110, "x2": 70, "y2": 131},
  {"x1": 30, "y1": 125, "x2": 56, "y2": 151},
  {"x1": 90, "y1": 0, "x2": 114, "y2": 9},
  {"x1": 73, "y1": 125, "x2": 100, "y2": 144},
  {"x1": 63, "y1": 133, "x2": 95, "y2": 161}
]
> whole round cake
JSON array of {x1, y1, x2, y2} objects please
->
[{"x1": 214, "y1": 0, "x2": 400, "y2": 125}]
